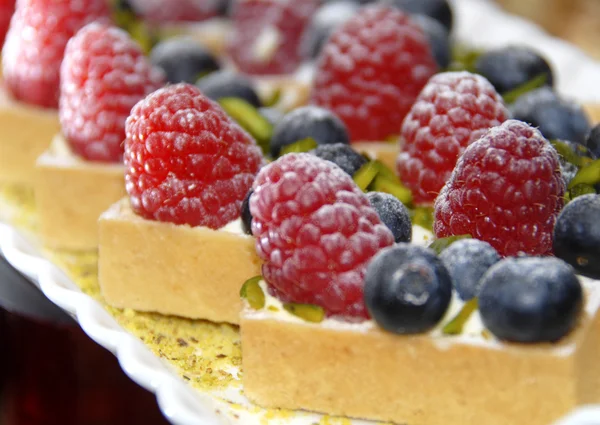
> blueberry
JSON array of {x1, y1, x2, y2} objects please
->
[
  {"x1": 150, "y1": 38, "x2": 220, "y2": 84},
  {"x1": 474, "y1": 46, "x2": 553, "y2": 95},
  {"x1": 215, "y1": 0, "x2": 232, "y2": 16},
  {"x1": 553, "y1": 194, "x2": 600, "y2": 279},
  {"x1": 439, "y1": 239, "x2": 500, "y2": 301},
  {"x1": 258, "y1": 107, "x2": 285, "y2": 127},
  {"x1": 364, "y1": 244, "x2": 452, "y2": 334},
  {"x1": 411, "y1": 14, "x2": 450, "y2": 69},
  {"x1": 585, "y1": 124, "x2": 600, "y2": 159},
  {"x1": 196, "y1": 71, "x2": 262, "y2": 108},
  {"x1": 241, "y1": 189, "x2": 253, "y2": 235},
  {"x1": 382, "y1": 0, "x2": 453, "y2": 33},
  {"x1": 510, "y1": 87, "x2": 591, "y2": 145},
  {"x1": 479, "y1": 257, "x2": 583, "y2": 343},
  {"x1": 310, "y1": 143, "x2": 367, "y2": 176},
  {"x1": 366, "y1": 192, "x2": 412, "y2": 243},
  {"x1": 301, "y1": 2, "x2": 359, "y2": 59},
  {"x1": 270, "y1": 106, "x2": 350, "y2": 157}
]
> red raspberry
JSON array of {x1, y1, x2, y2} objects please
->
[
  {"x1": 127, "y1": 0, "x2": 218, "y2": 23},
  {"x1": 0, "y1": 0, "x2": 15, "y2": 48},
  {"x1": 250, "y1": 153, "x2": 395, "y2": 319},
  {"x1": 310, "y1": 5, "x2": 437, "y2": 142},
  {"x1": 2, "y1": 0, "x2": 111, "y2": 108},
  {"x1": 125, "y1": 83, "x2": 263, "y2": 229},
  {"x1": 433, "y1": 120, "x2": 565, "y2": 257},
  {"x1": 59, "y1": 23, "x2": 165, "y2": 163},
  {"x1": 397, "y1": 72, "x2": 509, "y2": 205},
  {"x1": 227, "y1": 0, "x2": 319, "y2": 75}
]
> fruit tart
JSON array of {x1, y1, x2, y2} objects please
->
[
  {"x1": 0, "y1": 0, "x2": 111, "y2": 185},
  {"x1": 98, "y1": 83, "x2": 263, "y2": 324},
  {"x1": 35, "y1": 22, "x2": 165, "y2": 251},
  {"x1": 239, "y1": 121, "x2": 600, "y2": 425}
]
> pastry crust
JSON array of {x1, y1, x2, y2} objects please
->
[
  {"x1": 35, "y1": 135, "x2": 126, "y2": 250},
  {"x1": 240, "y1": 296, "x2": 600, "y2": 425},
  {"x1": 0, "y1": 87, "x2": 60, "y2": 185},
  {"x1": 98, "y1": 199, "x2": 262, "y2": 324}
]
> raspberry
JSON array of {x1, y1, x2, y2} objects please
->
[
  {"x1": 433, "y1": 120, "x2": 565, "y2": 257},
  {"x1": 127, "y1": 0, "x2": 218, "y2": 22},
  {"x1": 249, "y1": 153, "x2": 395, "y2": 319},
  {"x1": 310, "y1": 5, "x2": 437, "y2": 142},
  {"x1": 2, "y1": 0, "x2": 111, "y2": 108},
  {"x1": 125, "y1": 83, "x2": 263, "y2": 228},
  {"x1": 0, "y1": 0, "x2": 15, "y2": 48},
  {"x1": 227, "y1": 0, "x2": 319, "y2": 75},
  {"x1": 397, "y1": 72, "x2": 509, "y2": 205},
  {"x1": 60, "y1": 23, "x2": 165, "y2": 163}
]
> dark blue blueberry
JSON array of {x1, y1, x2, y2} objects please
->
[
  {"x1": 258, "y1": 107, "x2": 285, "y2": 127},
  {"x1": 366, "y1": 192, "x2": 412, "y2": 243},
  {"x1": 196, "y1": 71, "x2": 262, "y2": 108},
  {"x1": 411, "y1": 14, "x2": 450, "y2": 69},
  {"x1": 479, "y1": 257, "x2": 583, "y2": 343},
  {"x1": 585, "y1": 124, "x2": 600, "y2": 159},
  {"x1": 439, "y1": 239, "x2": 500, "y2": 301},
  {"x1": 301, "y1": 2, "x2": 359, "y2": 59},
  {"x1": 215, "y1": 0, "x2": 232, "y2": 16},
  {"x1": 241, "y1": 189, "x2": 253, "y2": 235},
  {"x1": 382, "y1": 0, "x2": 453, "y2": 33},
  {"x1": 310, "y1": 143, "x2": 367, "y2": 176},
  {"x1": 474, "y1": 45, "x2": 553, "y2": 95},
  {"x1": 270, "y1": 106, "x2": 350, "y2": 157},
  {"x1": 510, "y1": 87, "x2": 591, "y2": 145},
  {"x1": 554, "y1": 194, "x2": 600, "y2": 279},
  {"x1": 364, "y1": 244, "x2": 452, "y2": 334},
  {"x1": 150, "y1": 38, "x2": 220, "y2": 84}
]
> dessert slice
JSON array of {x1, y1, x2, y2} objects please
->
[
  {"x1": 35, "y1": 23, "x2": 166, "y2": 250},
  {"x1": 98, "y1": 83, "x2": 263, "y2": 324},
  {"x1": 239, "y1": 122, "x2": 600, "y2": 425},
  {"x1": 0, "y1": 0, "x2": 111, "y2": 185}
]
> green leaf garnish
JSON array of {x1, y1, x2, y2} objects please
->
[
  {"x1": 442, "y1": 298, "x2": 479, "y2": 335},
  {"x1": 428, "y1": 234, "x2": 472, "y2": 255},
  {"x1": 409, "y1": 207, "x2": 434, "y2": 232},
  {"x1": 353, "y1": 161, "x2": 380, "y2": 191},
  {"x1": 502, "y1": 73, "x2": 548, "y2": 104},
  {"x1": 568, "y1": 158, "x2": 600, "y2": 189},
  {"x1": 279, "y1": 137, "x2": 318, "y2": 156},
  {"x1": 283, "y1": 303, "x2": 325, "y2": 323},
  {"x1": 218, "y1": 97, "x2": 273, "y2": 156},
  {"x1": 371, "y1": 175, "x2": 413, "y2": 205},
  {"x1": 240, "y1": 276, "x2": 265, "y2": 310}
]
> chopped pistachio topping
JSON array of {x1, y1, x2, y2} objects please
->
[
  {"x1": 240, "y1": 276, "x2": 265, "y2": 310},
  {"x1": 448, "y1": 45, "x2": 483, "y2": 73},
  {"x1": 442, "y1": 298, "x2": 479, "y2": 335},
  {"x1": 371, "y1": 175, "x2": 413, "y2": 205},
  {"x1": 428, "y1": 234, "x2": 472, "y2": 255},
  {"x1": 409, "y1": 206, "x2": 434, "y2": 232},
  {"x1": 279, "y1": 137, "x2": 318, "y2": 155},
  {"x1": 552, "y1": 140, "x2": 594, "y2": 168},
  {"x1": 568, "y1": 158, "x2": 600, "y2": 189},
  {"x1": 263, "y1": 87, "x2": 282, "y2": 108},
  {"x1": 353, "y1": 161, "x2": 380, "y2": 191},
  {"x1": 283, "y1": 302, "x2": 326, "y2": 323},
  {"x1": 218, "y1": 97, "x2": 273, "y2": 156}
]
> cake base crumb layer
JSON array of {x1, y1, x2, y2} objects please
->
[
  {"x1": 98, "y1": 199, "x2": 262, "y2": 324},
  {"x1": 240, "y1": 306, "x2": 600, "y2": 425},
  {"x1": 0, "y1": 88, "x2": 60, "y2": 185},
  {"x1": 35, "y1": 135, "x2": 126, "y2": 250}
]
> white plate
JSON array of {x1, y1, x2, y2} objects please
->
[{"x1": 2, "y1": 1, "x2": 600, "y2": 424}]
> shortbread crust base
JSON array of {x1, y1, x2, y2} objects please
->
[{"x1": 98, "y1": 199, "x2": 261, "y2": 324}]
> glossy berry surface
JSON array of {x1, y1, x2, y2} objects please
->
[
  {"x1": 366, "y1": 192, "x2": 412, "y2": 243},
  {"x1": 474, "y1": 45, "x2": 553, "y2": 95},
  {"x1": 585, "y1": 124, "x2": 600, "y2": 159},
  {"x1": 554, "y1": 194, "x2": 600, "y2": 279},
  {"x1": 60, "y1": 23, "x2": 165, "y2": 163},
  {"x1": 479, "y1": 257, "x2": 583, "y2": 343},
  {"x1": 310, "y1": 143, "x2": 367, "y2": 176},
  {"x1": 384, "y1": 0, "x2": 453, "y2": 32},
  {"x1": 364, "y1": 243, "x2": 452, "y2": 334},
  {"x1": 2, "y1": 0, "x2": 111, "y2": 108},
  {"x1": 510, "y1": 87, "x2": 591, "y2": 145},
  {"x1": 397, "y1": 72, "x2": 509, "y2": 205},
  {"x1": 311, "y1": 5, "x2": 437, "y2": 141},
  {"x1": 0, "y1": 0, "x2": 15, "y2": 48},
  {"x1": 301, "y1": 1, "x2": 359, "y2": 59},
  {"x1": 125, "y1": 83, "x2": 263, "y2": 228},
  {"x1": 196, "y1": 71, "x2": 262, "y2": 108},
  {"x1": 150, "y1": 38, "x2": 220, "y2": 84},
  {"x1": 249, "y1": 153, "x2": 394, "y2": 318},
  {"x1": 227, "y1": 0, "x2": 319, "y2": 75},
  {"x1": 439, "y1": 239, "x2": 500, "y2": 300},
  {"x1": 411, "y1": 14, "x2": 451, "y2": 69},
  {"x1": 270, "y1": 106, "x2": 350, "y2": 157},
  {"x1": 434, "y1": 120, "x2": 565, "y2": 257},
  {"x1": 241, "y1": 189, "x2": 253, "y2": 235}
]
